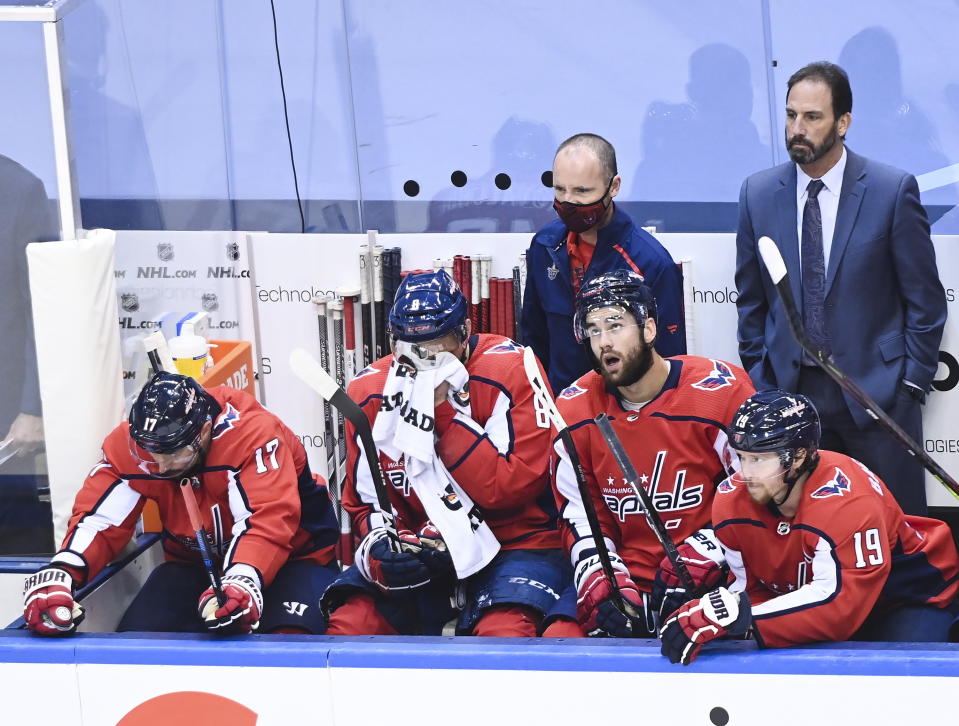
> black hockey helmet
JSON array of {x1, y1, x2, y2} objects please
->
[
  {"x1": 573, "y1": 270, "x2": 657, "y2": 343},
  {"x1": 573, "y1": 270, "x2": 657, "y2": 373},
  {"x1": 726, "y1": 390, "x2": 821, "y2": 499},
  {"x1": 727, "y1": 390, "x2": 820, "y2": 455},
  {"x1": 128, "y1": 371, "x2": 214, "y2": 454}
]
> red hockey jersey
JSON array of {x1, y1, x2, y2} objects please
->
[
  {"x1": 51, "y1": 387, "x2": 337, "y2": 590},
  {"x1": 554, "y1": 356, "x2": 753, "y2": 590},
  {"x1": 713, "y1": 450, "x2": 959, "y2": 648},
  {"x1": 343, "y1": 335, "x2": 560, "y2": 550}
]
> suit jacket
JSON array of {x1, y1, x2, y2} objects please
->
[{"x1": 735, "y1": 148, "x2": 946, "y2": 427}]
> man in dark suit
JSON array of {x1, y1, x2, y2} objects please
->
[{"x1": 735, "y1": 61, "x2": 946, "y2": 516}]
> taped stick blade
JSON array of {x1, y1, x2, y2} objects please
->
[
  {"x1": 758, "y1": 236, "x2": 787, "y2": 285},
  {"x1": 289, "y1": 347, "x2": 340, "y2": 401},
  {"x1": 522, "y1": 345, "x2": 568, "y2": 431}
]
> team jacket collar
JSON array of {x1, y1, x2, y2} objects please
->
[
  {"x1": 538, "y1": 204, "x2": 634, "y2": 292},
  {"x1": 533, "y1": 203, "x2": 631, "y2": 251}
]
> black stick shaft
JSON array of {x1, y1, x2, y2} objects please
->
[
  {"x1": 521, "y1": 347, "x2": 641, "y2": 626},
  {"x1": 773, "y1": 276, "x2": 959, "y2": 500},
  {"x1": 594, "y1": 414, "x2": 698, "y2": 594},
  {"x1": 179, "y1": 478, "x2": 227, "y2": 607},
  {"x1": 330, "y1": 387, "x2": 401, "y2": 551}
]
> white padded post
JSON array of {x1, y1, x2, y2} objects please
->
[{"x1": 27, "y1": 229, "x2": 124, "y2": 544}]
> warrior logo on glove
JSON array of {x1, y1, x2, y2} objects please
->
[{"x1": 23, "y1": 567, "x2": 85, "y2": 637}]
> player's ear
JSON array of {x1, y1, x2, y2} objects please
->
[
  {"x1": 643, "y1": 317, "x2": 657, "y2": 345},
  {"x1": 793, "y1": 447, "x2": 808, "y2": 468},
  {"x1": 609, "y1": 174, "x2": 621, "y2": 199}
]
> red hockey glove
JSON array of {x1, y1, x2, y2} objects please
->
[
  {"x1": 23, "y1": 566, "x2": 85, "y2": 637},
  {"x1": 651, "y1": 528, "x2": 728, "y2": 619},
  {"x1": 198, "y1": 573, "x2": 263, "y2": 634},
  {"x1": 575, "y1": 553, "x2": 646, "y2": 637},
  {"x1": 660, "y1": 587, "x2": 751, "y2": 665}
]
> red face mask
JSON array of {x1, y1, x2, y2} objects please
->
[{"x1": 553, "y1": 177, "x2": 615, "y2": 232}]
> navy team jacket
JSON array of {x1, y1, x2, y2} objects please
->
[{"x1": 521, "y1": 205, "x2": 686, "y2": 394}]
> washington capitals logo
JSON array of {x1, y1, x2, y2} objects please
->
[
  {"x1": 692, "y1": 360, "x2": 736, "y2": 391},
  {"x1": 486, "y1": 341, "x2": 521, "y2": 355},
  {"x1": 559, "y1": 384, "x2": 587, "y2": 400},
  {"x1": 717, "y1": 478, "x2": 736, "y2": 493},
  {"x1": 386, "y1": 468, "x2": 411, "y2": 496},
  {"x1": 212, "y1": 403, "x2": 240, "y2": 439},
  {"x1": 602, "y1": 450, "x2": 704, "y2": 522},
  {"x1": 354, "y1": 366, "x2": 378, "y2": 380},
  {"x1": 811, "y1": 468, "x2": 852, "y2": 499}
]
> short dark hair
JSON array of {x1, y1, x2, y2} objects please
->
[
  {"x1": 787, "y1": 61, "x2": 853, "y2": 118},
  {"x1": 555, "y1": 133, "x2": 618, "y2": 179}
]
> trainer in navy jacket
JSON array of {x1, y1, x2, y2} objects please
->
[{"x1": 522, "y1": 204, "x2": 686, "y2": 394}]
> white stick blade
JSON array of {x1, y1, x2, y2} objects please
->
[
  {"x1": 758, "y1": 236, "x2": 787, "y2": 284},
  {"x1": 289, "y1": 347, "x2": 340, "y2": 401},
  {"x1": 522, "y1": 345, "x2": 568, "y2": 431},
  {"x1": 141, "y1": 330, "x2": 176, "y2": 373}
]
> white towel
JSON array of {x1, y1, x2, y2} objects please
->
[{"x1": 372, "y1": 354, "x2": 500, "y2": 578}]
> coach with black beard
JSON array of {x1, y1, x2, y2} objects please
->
[{"x1": 734, "y1": 61, "x2": 945, "y2": 515}]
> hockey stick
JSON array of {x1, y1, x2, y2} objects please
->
[
  {"x1": 480, "y1": 255, "x2": 491, "y2": 333},
  {"x1": 179, "y1": 477, "x2": 227, "y2": 607},
  {"x1": 521, "y1": 346, "x2": 643, "y2": 629},
  {"x1": 512, "y1": 265, "x2": 522, "y2": 342},
  {"x1": 289, "y1": 347, "x2": 401, "y2": 550},
  {"x1": 372, "y1": 245, "x2": 385, "y2": 360},
  {"x1": 329, "y1": 298, "x2": 353, "y2": 565},
  {"x1": 594, "y1": 414, "x2": 699, "y2": 595},
  {"x1": 336, "y1": 286, "x2": 362, "y2": 382},
  {"x1": 359, "y1": 241, "x2": 373, "y2": 368},
  {"x1": 758, "y1": 236, "x2": 959, "y2": 501},
  {"x1": 142, "y1": 330, "x2": 175, "y2": 375},
  {"x1": 313, "y1": 294, "x2": 338, "y2": 489},
  {"x1": 330, "y1": 299, "x2": 348, "y2": 485}
]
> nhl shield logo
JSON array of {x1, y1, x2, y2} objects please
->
[
  {"x1": 202, "y1": 292, "x2": 219, "y2": 312},
  {"x1": 226, "y1": 242, "x2": 240, "y2": 261},
  {"x1": 777, "y1": 521, "x2": 790, "y2": 535},
  {"x1": 547, "y1": 264, "x2": 559, "y2": 281},
  {"x1": 157, "y1": 242, "x2": 174, "y2": 261},
  {"x1": 120, "y1": 293, "x2": 139, "y2": 312}
]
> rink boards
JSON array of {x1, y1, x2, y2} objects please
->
[{"x1": 0, "y1": 631, "x2": 956, "y2": 725}]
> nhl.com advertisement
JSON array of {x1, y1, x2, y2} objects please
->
[{"x1": 113, "y1": 231, "x2": 249, "y2": 390}]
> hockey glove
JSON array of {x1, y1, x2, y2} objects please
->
[
  {"x1": 659, "y1": 587, "x2": 751, "y2": 665},
  {"x1": 411, "y1": 522, "x2": 455, "y2": 582},
  {"x1": 575, "y1": 552, "x2": 645, "y2": 637},
  {"x1": 356, "y1": 527, "x2": 433, "y2": 593},
  {"x1": 651, "y1": 528, "x2": 728, "y2": 619},
  {"x1": 198, "y1": 572, "x2": 263, "y2": 634},
  {"x1": 23, "y1": 566, "x2": 85, "y2": 637}
]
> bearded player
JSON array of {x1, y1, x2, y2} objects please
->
[
  {"x1": 543, "y1": 270, "x2": 753, "y2": 637},
  {"x1": 22, "y1": 372, "x2": 339, "y2": 636},
  {"x1": 659, "y1": 390, "x2": 959, "y2": 665}
]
